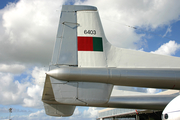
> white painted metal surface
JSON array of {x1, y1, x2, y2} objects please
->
[
  {"x1": 44, "y1": 103, "x2": 75, "y2": 117},
  {"x1": 78, "y1": 51, "x2": 106, "y2": 67},
  {"x1": 77, "y1": 11, "x2": 104, "y2": 37},
  {"x1": 106, "y1": 45, "x2": 180, "y2": 68},
  {"x1": 51, "y1": 11, "x2": 78, "y2": 65},
  {"x1": 77, "y1": 11, "x2": 107, "y2": 67},
  {"x1": 47, "y1": 67, "x2": 180, "y2": 89},
  {"x1": 162, "y1": 95, "x2": 180, "y2": 120},
  {"x1": 50, "y1": 76, "x2": 113, "y2": 105}
]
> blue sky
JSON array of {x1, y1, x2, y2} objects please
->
[
  {"x1": 0, "y1": 0, "x2": 180, "y2": 120},
  {"x1": 0, "y1": 0, "x2": 17, "y2": 9},
  {"x1": 139, "y1": 21, "x2": 180, "y2": 53}
]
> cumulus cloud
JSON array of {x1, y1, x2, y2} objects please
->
[
  {"x1": 22, "y1": 67, "x2": 47, "y2": 108},
  {"x1": 0, "y1": 64, "x2": 26, "y2": 74},
  {"x1": 31, "y1": 66, "x2": 47, "y2": 87},
  {"x1": 0, "y1": 73, "x2": 30, "y2": 105},
  {"x1": 68, "y1": 107, "x2": 100, "y2": 120},
  {"x1": 73, "y1": 108, "x2": 81, "y2": 116},
  {"x1": 23, "y1": 85, "x2": 43, "y2": 108},
  {"x1": 29, "y1": 109, "x2": 45, "y2": 117},
  {"x1": 151, "y1": 40, "x2": 180, "y2": 56},
  {"x1": 83, "y1": 107, "x2": 98, "y2": 119},
  {"x1": 0, "y1": 0, "x2": 65, "y2": 65},
  {"x1": 0, "y1": 66, "x2": 46, "y2": 108},
  {"x1": 0, "y1": 107, "x2": 32, "y2": 113}
]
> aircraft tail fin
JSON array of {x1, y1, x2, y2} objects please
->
[
  {"x1": 50, "y1": 5, "x2": 111, "y2": 68},
  {"x1": 45, "y1": 5, "x2": 113, "y2": 109}
]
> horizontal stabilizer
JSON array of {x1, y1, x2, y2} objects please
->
[
  {"x1": 42, "y1": 75, "x2": 76, "y2": 116},
  {"x1": 44, "y1": 103, "x2": 75, "y2": 117},
  {"x1": 50, "y1": 76, "x2": 113, "y2": 105},
  {"x1": 107, "y1": 46, "x2": 180, "y2": 68}
]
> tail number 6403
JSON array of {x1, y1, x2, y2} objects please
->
[{"x1": 84, "y1": 30, "x2": 96, "y2": 35}]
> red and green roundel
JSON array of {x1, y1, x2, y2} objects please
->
[{"x1": 78, "y1": 36, "x2": 103, "y2": 52}]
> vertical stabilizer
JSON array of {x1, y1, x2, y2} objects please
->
[
  {"x1": 46, "y1": 5, "x2": 113, "y2": 109},
  {"x1": 51, "y1": 5, "x2": 111, "y2": 68}
]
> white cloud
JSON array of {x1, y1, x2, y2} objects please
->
[
  {"x1": 0, "y1": 73, "x2": 30, "y2": 105},
  {"x1": 22, "y1": 67, "x2": 46, "y2": 108},
  {"x1": 0, "y1": 107, "x2": 32, "y2": 113},
  {"x1": 163, "y1": 26, "x2": 172, "y2": 37},
  {"x1": 23, "y1": 85, "x2": 43, "y2": 108},
  {"x1": 0, "y1": 64, "x2": 26, "y2": 74},
  {"x1": 0, "y1": 66, "x2": 46, "y2": 108},
  {"x1": 22, "y1": 67, "x2": 47, "y2": 108},
  {"x1": 73, "y1": 108, "x2": 81, "y2": 116},
  {"x1": 151, "y1": 40, "x2": 180, "y2": 56},
  {"x1": 69, "y1": 108, "x2": 82, "y2": 120},
  {"x1": 0, "y1": 0, "x2": 65, "y2": 65},
  {"x1": 31, "y1": 66, "x2": 47, "y2": 87},
  {"x1": 83, "y1": 107, "x2": 98, "y2": 119},
  {"x1": 68, "y1": 107, "x2": 100, "y2": 120},
  {"x1": 147, "y1": 88, "x2": 161, "y2": 94},
  {"x1": 29, "y1": 109, "x2": 45, "y2": 117}
]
